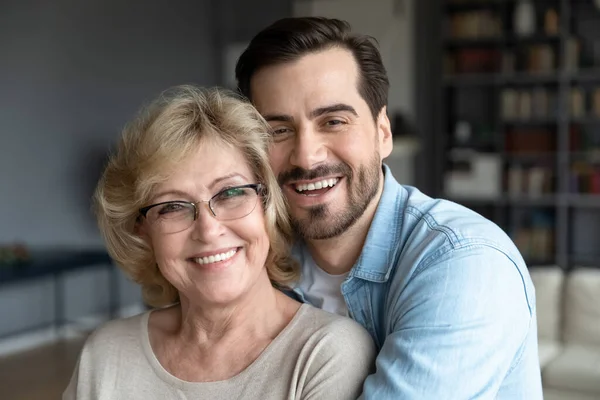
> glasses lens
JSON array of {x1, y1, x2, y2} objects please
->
[
  {"x1": 147, "y1": 202, "x2": 195, "y2": 233},
  {"x1": 211, "y1": 186, "x2": 260, "y2": 221}
]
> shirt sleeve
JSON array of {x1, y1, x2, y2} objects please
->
[
  {"x1": 359, "y1": 245, "x2": 535, "y2": 399},
  {"x1": 299, "y1": 317, "x2": 377, "y2": 400}
]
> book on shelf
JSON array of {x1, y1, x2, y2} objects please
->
[
  {"x1": 510, "y1": 210, "x2": 555, "y2": 263},
  {"x1": 570, "y1": 163, "x2": 600, "y2": 194},
  {"x1": 506, "y1": 128, "x2": 555, "y2": 153},
  {"x1": 447, "y1": 11, "x2": 502, "y2": 40},
  {"x1": 506, "y1": 164, "x2": 554, "y2": 197}
]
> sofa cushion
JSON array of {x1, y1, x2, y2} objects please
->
[
  {"x1": 563, "y1": 268, "x2": 600, "y2": 346},
  {"x1": 543, "y1": 388, "x2": 600, "y2": 400},
  {"x1": 538, "y1": 339, "x2": 562, "y2": 368},
  {"x1": 542, "y1": 344, "x2": 600, "y2": 395},
  {"x1": 529, "y1": 266, "x2": 563, "y2": 341}
]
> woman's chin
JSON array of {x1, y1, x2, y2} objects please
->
[{"x1": 191, "y1": 285, "x2": 249, "y2": 308}]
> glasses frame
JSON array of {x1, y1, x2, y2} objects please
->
[{"x1": 138, "y1": 183, "x2": 264, "y2": 227}]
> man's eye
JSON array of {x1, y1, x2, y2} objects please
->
[
  {"x1": 326, "y1": 119, "x2": 345, "y2": 126},
  {"x1": 271, "y1": 127, "x2": 292, "y2": 136}
]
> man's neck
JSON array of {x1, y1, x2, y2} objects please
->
[{"x1": 306, "y1": 174, "x2": 385, "y2": 276}]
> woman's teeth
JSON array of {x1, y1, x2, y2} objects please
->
[
  {"x1": 295, "y1": 178, "x2": 339, "y2": 193},
  {"x1": 193, "y1": 249, "x2": 237, "y2": 265}
]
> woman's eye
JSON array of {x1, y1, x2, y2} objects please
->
[
  {"x1": 158, "y1": 203, "x2": 185, "y2": 214},
  {"x1": 220, "y1": 188, "x2": 246, "y2": 198}
]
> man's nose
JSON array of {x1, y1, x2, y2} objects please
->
[{"x1": 289, "y1": 125, "x2": 327, "y2": 170}]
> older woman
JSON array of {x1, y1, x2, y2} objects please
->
[{"x1": 63, "y1": 86, "x2": 375, "y2": 400}]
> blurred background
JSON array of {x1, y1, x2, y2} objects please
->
[{"x1": 0, "y1": 0, "x2": 598, "y2": 399}]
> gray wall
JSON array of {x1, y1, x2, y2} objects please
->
[
  {"x1": 0, "y1": 0, "x2": 218, "y2": 247},
  {"x1": 0, "y1": 0, "x2": 293, "y2": 338}
]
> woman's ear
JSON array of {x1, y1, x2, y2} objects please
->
[{"x1": 135, "y1": 217, "x2": 150, "y2": 240}]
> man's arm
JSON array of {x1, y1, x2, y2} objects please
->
[{"x1": 359, "y1": 245, "x2": 536, "y2": 399}]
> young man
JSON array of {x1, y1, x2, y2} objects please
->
[{"x1": 235, "y1": 17, "x2": 543, "y2": 399}]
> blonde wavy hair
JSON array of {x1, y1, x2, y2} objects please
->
[{"x1": 94, "y1": 85, "x2": 299, "y2": 307}]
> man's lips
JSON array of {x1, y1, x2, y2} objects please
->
[
  {"x1": 285, "y1": 176, "x2": 342, "y2": 193},
  {"x1": 285, "y1": 176, "x2": 342, "y2": 186}
]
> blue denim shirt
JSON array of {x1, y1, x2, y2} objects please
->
[{"x1": 290, "y1": 165, "x2": 543, "y2": 399}]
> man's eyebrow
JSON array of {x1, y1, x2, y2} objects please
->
[
  {"x1": 310, "y1": 103, "x2": 358, "y2": 118},
  {"x1": 262, "y1": 104, "x2": 358, "y2": 123},
  {"x1": 263, "y1": 114, "x2": 294, "y2": 123}
]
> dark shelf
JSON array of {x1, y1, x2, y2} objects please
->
[
  {"x1": 565, "y1": 194, "x2": 600, "y2": 208},
  {"x1": 446, "y1": 196, "x2": 503, "y2": 206},
  {"x1": 525, "y1": 258, "x2": 556, "y2": 267},
  {"x1": 444, "y1": 72, "x2": 561, "y2": 86},
  {"x1": 568, "y1": 69, "x2": 600, "y2": 82},
  {"x1": 570, "y1": 117, "x2": 600, "y2": 124},
  {"x1": 504, "y1": 195, "x2": 559, "y2": 206},
  {"x1": 443, "y1": 34, "x2": 559, "y2": 48},
  {"x1": 500, "y1": 119, "x2": 557, "y2": 127},
  {"x1": 504, "y1": 152, "x2": 556, "y2": 161},
  {"x1": 443, "y1": 37, "x2": 504, "y2": 47},
  {"x1": 446, "y1": 194, "x2": 558, "y2": 206},
  {"x1": 569, "y1": 151, "x2": 600, "y2": 163},
  {"x1": 569, "y1": 254, "x2": 600, "y2": 267},
  {"x1": 505, "y1": 34, "x2": 561, "y2": 45},
  {"x1": 443, "y1": 0, "x2": 509, "y2": 12}
]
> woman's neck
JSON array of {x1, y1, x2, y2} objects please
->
[
  {"x1": 149, "y1": 275, "x2": 300, "y2": 382},
  {"x1": 177, "y1": 281, "x2": 292, "y2": 346}
]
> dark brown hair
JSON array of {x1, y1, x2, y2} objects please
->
[{"x1": 235, "y1": 17, "x2": 389, "y2": 120}]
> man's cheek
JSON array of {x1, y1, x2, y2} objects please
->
[{"x1": 268, "y1": 148, "x2": 287, "y2": 175}]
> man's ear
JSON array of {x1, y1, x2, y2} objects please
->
[{"x1": 377, "y1": 106, "x2": 393, "y2": 159}]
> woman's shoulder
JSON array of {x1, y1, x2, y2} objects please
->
[
  {"x1": 296, "y1": 304, "x2": 374, "y2": 347},
  {"x1": 81, "y1": 311, "x2": 149, "y2": 355},
  {"x1": 284, "y1": 305, "x2": 376, "y2": 399}
]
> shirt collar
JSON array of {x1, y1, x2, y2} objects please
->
[{"x1": 348, "y1": 164, "x2": 406, "y2": 283}]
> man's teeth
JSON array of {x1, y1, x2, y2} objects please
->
[
  {"x1": 295, "y1": 178, "x2": 339, "y2": 192},
  {"x1": 193, "y1": 249, "x2": 237, "y2": 265}
]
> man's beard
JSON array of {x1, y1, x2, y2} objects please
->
[{"x1": 278, "y1": 155, "x2": 381, "y2": 240}]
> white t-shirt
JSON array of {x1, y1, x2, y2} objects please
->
[{"x1": 297, "y1": 248, "x2": 349, "y2": 316}]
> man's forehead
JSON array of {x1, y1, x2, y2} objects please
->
[{"x1": 251, "y1": 49, "x2": 358, "y2": 92}]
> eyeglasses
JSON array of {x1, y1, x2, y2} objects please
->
[{"x1": 139, "y1": 183, "x2": 264, "y2": 234}]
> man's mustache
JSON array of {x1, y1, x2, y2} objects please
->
[{"x1": 278, "y1": 164, "x2": 352, "y2": 186}]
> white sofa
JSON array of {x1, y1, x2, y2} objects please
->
[{"x1": 530, "y1": 266, "x2": 600, "y2": 400}]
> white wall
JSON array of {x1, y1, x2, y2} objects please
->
[{"x1": 293, "y1": 0, "x2": 415, "y2": 117}]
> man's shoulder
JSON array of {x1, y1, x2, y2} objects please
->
[
  {"x1": 390, "y1": 185, "x2": 521, "y2": 260},
  {"x1": 375, "y1": 183, "x2": 530, "y2": 295},
  {"x1": 382, "y1": 186, "x2": 534, "y2": 310}
]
